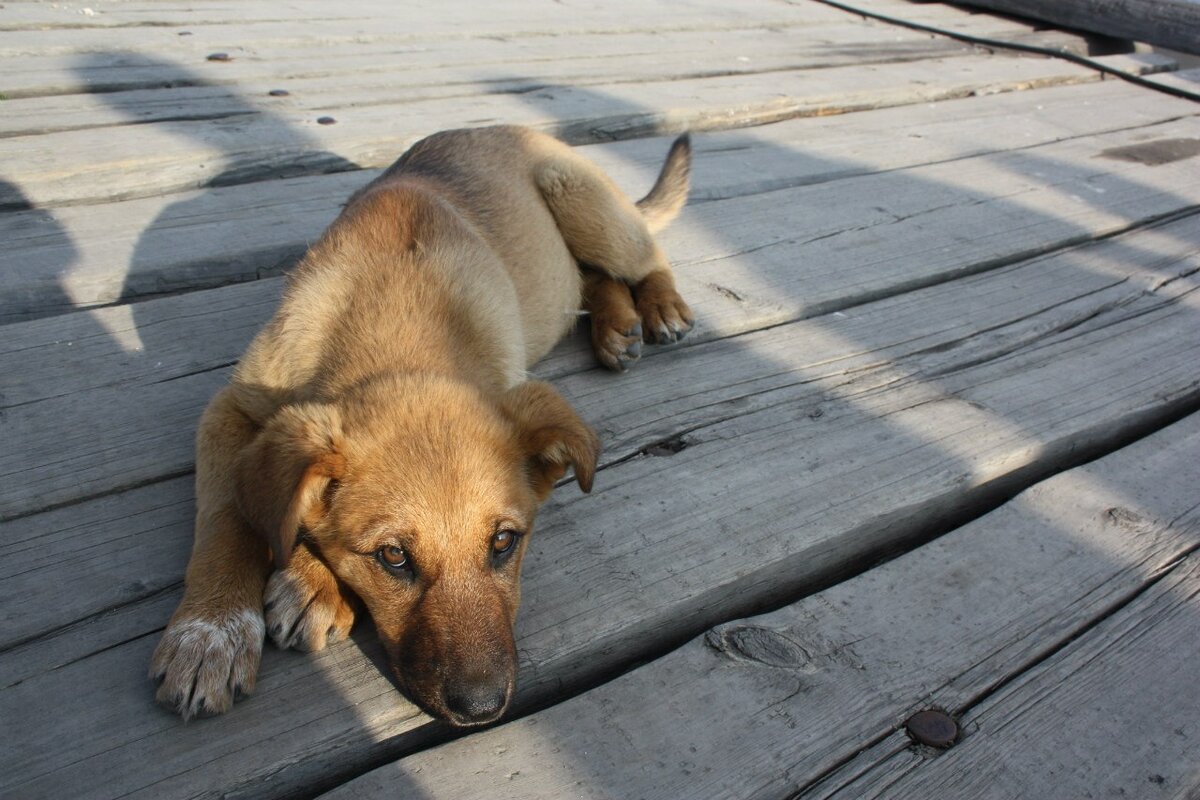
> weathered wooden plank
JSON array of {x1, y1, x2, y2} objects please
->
[
  {"x1": 0, "y1": 476, "x2": 192, "y2": 653},
  {"x1": 0, "y1": 25, "x2": 991, "y2": 137},
  {"x1": 956, "y1": 0, "x2": 1200, "y2": 54},
  {"x1": 0, "y1": 0, "x2": 848, "y2": 56},
  {"x1": 328, "y1": 409, "x2": 1200, "y2": 800},
  {"x1": 810, "y1": 560, "x2": 1200, "y2": 799},
  {"x1": 2, "y1": 216, "x2": 1198, "y2": 800},
  {"x1": 0, "y1": 17, "x2": 1099, "y2": 102},
  {"x1": 1143, "y1": 65, "x2": 1200, "y2": 96},
  {"x1": 1, "y1": 73, "x2": 1188, "y2": 324},
  {"x1": 0, "y1": 52, "x2": 1160, "y2": 208},
  {"x1": 0, "y1": 0, "x2": 1041, "y2": 50},
  {"x1": 5, "y1": 109, "x2": 1200, "y2": 518}
]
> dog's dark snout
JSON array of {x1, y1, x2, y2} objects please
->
[{"x1": 443, "y1": 682, "x2": 509, "y2": 725}]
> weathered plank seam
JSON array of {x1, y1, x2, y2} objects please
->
[{"x1": 0, "y1": 468, "x2": 194, "y2": 525}]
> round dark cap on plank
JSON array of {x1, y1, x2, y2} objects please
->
[
  {"x1": 206, "y1": 52, "x2": 232, "y2": 62},
  {"x1": 905, "y1": 709, "x2": 959, "y2": 748},
  {"x1": 317, "y1": 116, "x2": 337, "y2": 125},
  {"x1": 269, "y1": 89, "x2": 290, "y2": 97}
]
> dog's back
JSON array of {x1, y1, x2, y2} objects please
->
[{"x1": 362, "y1": 126, "x2": 584, "y2": 363}]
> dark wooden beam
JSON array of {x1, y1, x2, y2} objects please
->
[{"x1": 955, "y1": 0, "x2": 1200, "y2": 54}]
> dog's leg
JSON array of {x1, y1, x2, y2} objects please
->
[
  {"x1": 264, "y1": 541, "x2": 358, "y2": 652},
  {"x1": 535, "y1": 157, "x2": 694, "y2": 349},
  {"x1": 582, "y1": 267, "x2": 644, "y2": 370},
  {"x1": 149, "y1": 387, "x2": 270, "y2": 719}
]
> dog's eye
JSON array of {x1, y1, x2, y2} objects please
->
[
  {"x1": 377, "y1": 545, "x2": 410, "y2": 572},
  {"x1": 491, "y1": 530, "x2": 519, "y2": 557}
]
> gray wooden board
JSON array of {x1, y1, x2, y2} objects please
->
[
  {"x1": 1144, "y1": 66, "x2": 1200, "y2": 96},
  {"x1": 0, "y1": 25, "x2": 991, "y2": 137},
  {"x1": 0, "y1": 52, "x2": 1160, "y2": 208},
  {"x1": 6, "y1": 109, "x2": 1200, "y2": 519},
  {"x1": 808, "y1": 559, "x2": 1200, "y2": 798},
  {"x1": 0, "y1": 25, "x2": 1097, "y2": 103},
  {"x1": 2, "y1": 74, "x2": 1190, "y2": 323},
  {"x1": 0, "y1": 1, "x2": 851, "y2": 57},
  {"x1": 0, "y1": 0, "x2": 984, "y2": 30},
  {"x1": 0, "y1": 0, "x2": 1042, "y2": 54},
  {"x1": 327, "y1": 406, "x2": 1200, "y2": 800},
  {"x1": 2, "y1": 215, "x2": 1199, "y2": 799},
  {"x1": 956, "y1": 0, "x2": 1200, "y2": 54}
]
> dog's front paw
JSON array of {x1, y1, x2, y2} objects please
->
[
  {"x1": 264, "y1": 554, "x2": 356, "y2": 652},
  {"x1": 635, "y1": 271, "x2": 693, "y2": 345},
  {"x1": 149, "y1": 607, "x2": 264, "y2": 719}
]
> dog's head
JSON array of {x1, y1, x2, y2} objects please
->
[{"x1": 235, "y1": 374, "x2": 598, "y2": 725}]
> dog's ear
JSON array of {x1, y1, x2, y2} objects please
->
[
  {"x1": 235, "y1": 403, "x2": 346, "y2": 569},
  {"x1": 499, "y1": 381, "x2": 600, "y2": 501}
]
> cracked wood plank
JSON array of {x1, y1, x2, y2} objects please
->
[
  {"x1": 325, "y1": 408, "x2": 1200, "y2": 800},
  {"x1": 2, "y1": 214, "x2": 1199, "y2": 799},
  {"x1": 5, "y1": 108, "x2": 1200, "y2": 518},
  {"x1": 0, "y1": 73, "x2": 1188, "y2": 323},
  {"x1": 0, "y1": 52, "x2": 1160, "y2": 208}
]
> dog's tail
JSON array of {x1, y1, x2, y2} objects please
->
[{"x1": 636, "y1": 134, "x2": 691, "y2": 234}]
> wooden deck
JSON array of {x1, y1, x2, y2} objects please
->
[{"x1": 2, "y1": 1, "x2": 1199, "y2": 798}]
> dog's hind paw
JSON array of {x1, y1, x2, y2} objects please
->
[
  {"x1": 264, "y1": 548, "x2": 357, "y2": 652},
  {"x1": 149, "y1": 607, "x2": 264, "y2": 720},
  {"x1": 634, "y1": 270, "x2": 693, "y2": 345},
  {"x1": 592, "y1": 318, "x2": 644, "y2": 372}
]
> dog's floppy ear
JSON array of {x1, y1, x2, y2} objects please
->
[
  {"x1": 235, "y1": 402, "x2": 345, "y2": 569},
  {"x1": 499, "y1": 381, "x2": 600, "y2": 501}
]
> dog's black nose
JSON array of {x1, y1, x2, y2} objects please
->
[{"x1": 443, "y1": 684, "x2": 508, "y2": 725}]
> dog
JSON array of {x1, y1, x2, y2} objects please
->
[{"x1": 149, "y1": 125, "x2": 694, "y2": 726}]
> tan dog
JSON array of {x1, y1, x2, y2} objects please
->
[{"x1": 149, "y1": 126, "x2": 693, "y2": 726}]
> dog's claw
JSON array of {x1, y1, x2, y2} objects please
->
[{"x1": 635, "y1": 278, "x2": 693, "y2": 348}]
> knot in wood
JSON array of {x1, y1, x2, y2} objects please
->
[{"x1": 705, "y1": 624, "x2": 812, "y2": 669}]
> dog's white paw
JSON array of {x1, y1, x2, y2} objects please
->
[
  {"x1": 264, "y1": 564, "x2": 356, "y2": 653},
  {"x1": 149, "y1": 608, "x2": 264, "y2": 720}
]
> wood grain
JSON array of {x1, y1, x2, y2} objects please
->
[
  {"x1": 811, "y1": 555, "x2": 1200, "y2": 799},
  {"x1": 0, "y1": 53, "x2": 1161, "y2": 208},
  {"x1": 0, "y1": 24, "x2": 989, "y2": 134},
  {"x1": 0, "y1": 74, "x2": 1189, "y2": 322}
]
